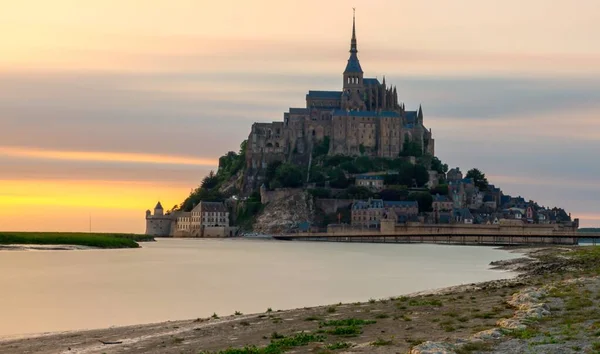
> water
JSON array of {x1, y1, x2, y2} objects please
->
[{"x1": 0, "y1": 238, "x2": 520, "y2": 337}]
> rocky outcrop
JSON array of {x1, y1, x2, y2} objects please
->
[
  {"x1": 253, "y1": 189, "x2": 315, "y2": 234},
  {"x1": 410, "y1": 341, "x2": 456, "y2": 354}
]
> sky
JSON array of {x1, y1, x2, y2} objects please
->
[{"x1": 1, "y1": 0, "x2": 599, "y2": 233}]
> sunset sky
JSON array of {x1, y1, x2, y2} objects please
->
[{"x1": 1, "y1": 0, "x2": 599, "y2": 232}]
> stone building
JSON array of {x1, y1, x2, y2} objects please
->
[
  {"x1": 145, "y1": 202, "x2": 174, "y2": 236},
  {"x1": 356, "y1": 174, "x2": 384, "y2": 191},
  {"x1": 244, "y1": 12, "x2": 434, "y2": 192},
  {"x1": 351, "y1": 199, "x2": 385, "y2": 227}
]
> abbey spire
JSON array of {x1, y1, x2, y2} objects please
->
[{"x1": 344, "y1": 8, "x2": 363, "y2": 75}]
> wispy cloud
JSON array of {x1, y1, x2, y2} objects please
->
[{"x1": 0, "y1": 146, "x2": 217, "y2": 167}]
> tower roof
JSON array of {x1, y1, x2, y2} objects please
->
[
  {"x1": 155, "y1": 201, "x2": 163, "y2": 210},
  {"x1": 344, "y1": 9, "x2": 363, "y2": 74}
]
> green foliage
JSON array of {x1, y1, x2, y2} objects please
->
[
  {"x1": 265, "y1": 161, "x2": 283, "y2": 187},
  {"x1": 466, "y1": 168, "x2": 489, "y2": 191},
  {"x1": 274, "y1": 163, "x2": 304, "y2": 188},
  {"x1": 312, "y1": 136, "x2": 330, "y2": 157},
  {"x1": 307, "y1": 188, "x2": 331, "y2": 199},
  {"x1": 431, "y1": 184, "x2": 449, "y2": 196},
  {"x1": 400, "y1": 134, "x2": 423, "y2": 157},
  {"x1": 0, "y1": 232, "x2": 144, "y2": 248},
  {"x1": 379, "y1": 186, "x2": 409, "y2": 201},
  {"x1": 320, "y1": 318, "x2": 376, "y2": 327},
  {"x1": 328, "y1": 168, "x2": 349, "y2": 189},
  {"x1": 203, "y1": 332, "x2": 325, "y2": 354},
  {"x1": 201, "y1": 170, "x2": 220, "y2": 190},
  {"x1": 413, "y1": 164, "x2": 430, "y2": 187},
  {"x1": 326, "y1": 325, "x2": 362, "y2": 337},
  {"x1": 342, "y1": 186, "x2": 373, "y2": 199},
  {"x1": 431, "y1": 156, "x2": 449, "y2": 174},
  {"x1": 359, "y1": 144, "x2": 366, "y2": 155},
  {"x1": 408, "y1": 192, "x2": 433, "y2": 213}
]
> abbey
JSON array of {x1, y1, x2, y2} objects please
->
[{"x1": 244, "y1": 12, "x2": 434, "y2": 191}]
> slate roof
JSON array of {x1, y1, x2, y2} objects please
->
[
  {"x1": 306, "y1": 91, "x2": 342, "y2": 99},
  {"x1": 344, "y1": 53, "x2": 363, "y2": 73},
  {"x1": 332, "y1": 110, "x2": 401, "y2": 118},
  {"x1": 483, "y1": 195, "x2": 495, "y2": 202},
  {"x1": 356, "y1": 175, "x2": 384, "y2": 180},
  {"x1": 433, "y1": 194, "x2": 451, "y2": 202},
  {"x1": 405, "y1": 111, "x2": 418, "y2": 123},
  {"x1": 289, "y1": 108, "x2": 309, "y2": 114},
  {"x1": 155, "y1": 201, "x2": 163, "y2": 210},
  {"x1": 193, "y1": 202, "x2": 227, "y2": 213},
  {"x1": 352, "y1": 199, "x2": 384, "y2": 210},
  {"x1": 363, "y1": 78, "x2": 380, "y2": 86}
]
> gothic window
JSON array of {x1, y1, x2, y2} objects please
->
[{"x1": 275, "y1": 142, "x2": 280, "y2": 148}]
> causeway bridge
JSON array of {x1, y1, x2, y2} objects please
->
[{"x1": 274, "y1": 224, "x2": 600, "y2": 246}]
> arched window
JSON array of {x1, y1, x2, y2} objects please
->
[
  {"x1": 312, "y1": 130, "x2": 316, "y2": 137},
  {"x1": 275, "y1": 142, "x2": 280, "y2": 148}
]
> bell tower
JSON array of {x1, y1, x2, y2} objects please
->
[{"x1": 342, "y1": 9, "x2": 366, "y2": 110}]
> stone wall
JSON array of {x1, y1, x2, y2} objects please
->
[{"x1": 145, "y1": 216, "x2": 173, "y2": 236}]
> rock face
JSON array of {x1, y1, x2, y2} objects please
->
[
  {"x1": 410, "y1": 341, "x2": 456, "y2": 354},
  {"x1": 253, "y1": 189, "x2": 314, "y2": 234}
]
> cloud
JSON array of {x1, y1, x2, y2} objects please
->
[{"x1": 0, "y1": 146, "x2": 217, "y2": 167}]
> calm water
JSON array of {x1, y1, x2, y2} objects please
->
[{"x1": 0, "y1": 238, "x2": 520, "y2": 337}]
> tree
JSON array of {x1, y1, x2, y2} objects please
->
[
  {"x1": 431, "y1": 156, "x2": 449, "y2": 174},
  {"x1": 328, "y1": 168, "x2": 349, "y2": 189},
  {"x1": 408, "y1": 192, "x2": 433, "y2": 213},
  {"x1": 466, "y1": 168, "x2": 489, "y2": 191},
  {"x1": 413, "y1": 165, "x2": 430, "y2": 187},
  {"x1": 265, "y1": 160, "x2": 283, "y2": 188},
  {"x1": 312, "y1": 136, "x2": 330, "y2": 157},
  {"x1": 201, "y1": 171, "x2": 219, "y2": 190},
  {"x1": 379, "y1": 186, "x2": 409, "y2": 201},
  {"x1": 344, "y1": 186, "x2": 373, "y2": 199},
  {"x1": 274, "y1": 163, "x2": 304, "y2": 188},
  {"x1": 431, "y1": 184, "x2": 449, "y2": 196}
]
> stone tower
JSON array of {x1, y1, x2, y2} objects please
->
[
  {"x1": 145, "y1": 201, "x2": 172, "y2": 236},
  {"x1": 341, "y1": 9, "x2": 366, "y2": 111}
]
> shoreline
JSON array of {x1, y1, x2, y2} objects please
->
[{"x1": 1, "y1": 246, "x2": 598, "y2": 353}]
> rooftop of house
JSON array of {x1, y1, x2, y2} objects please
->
[
  {"x1": 352, "y1": 199, "x2": 385, "y2": 210},
  {"x1": 356, "y1": 175, "x2": 385, "y2": 180},
  {"x1": 433, "y1": 194, "x2": 451, "y2": 202},
  {"x1": 192, "y1": 201, "x2": 227, "y2": 213}
]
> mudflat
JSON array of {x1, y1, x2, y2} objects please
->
[{"x1": 1, "y1": 246, "x2": 599, "y2": 354}]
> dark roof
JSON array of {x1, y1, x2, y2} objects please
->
[
  {"x1": 289, "y1": 108, "x2": 309, "y2": 114},
  {"x1": 433, "y1": 194, "x2": 450, "y2": 202},
  {"x1": 405, "y1": 111, "x2": 417, "y2": 123},
  {"x1": 332, "y1": 110, "x2": 400, "y2": 118},
  {"x1": 352, "y1": 199, "x2": 384, "y2": 210},
  {"x1": 356, "y1": 175, "x2": 384, "y2": 180},
  {"x1": 344, "y1": 53, "x2": 363, "y2": 73},
  {"x1": 155, "y1": 201, "x2": 163, "y2": 210},
  {"x1": 306, "y1": 91, "x2": 342, "y2": 99},
  {"x1": 363, "y1": 78, "x2": 380, "y2": 86},
  {"x1": 483, "y1": 195, "x2": 494, "y2": 202},
  {"x1": 197, "y1": 202, "x2": 227, "y2": 213}
]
